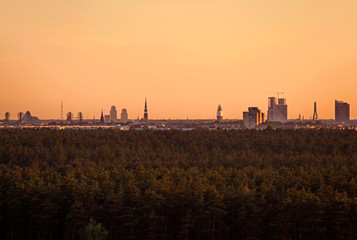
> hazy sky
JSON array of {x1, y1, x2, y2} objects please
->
[{"x1": 1, "y1": 0, "x2": 357, "y2": 119}]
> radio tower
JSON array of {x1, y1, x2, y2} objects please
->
[
  {"x1": 61, "y1": 101, "x2": 63, "y2": 121},
  {"x1": 313, "y1": 102, "x2": 318, "y2": 120}
]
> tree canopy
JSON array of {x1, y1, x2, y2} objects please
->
[{"x1": 0, "y1": 129, "x2": 356, "y2": 239}]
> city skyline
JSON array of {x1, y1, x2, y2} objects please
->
[
  {"x1": 1, "y1": 1, "x2": 357, "y2": 119},
  {"x1": 1, "y1": 98, "x2": 354, "y2": 121}
]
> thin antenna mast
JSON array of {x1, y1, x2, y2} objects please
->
[{"x1": 61, "y1": 101, "x2": 63, "y2": 121}]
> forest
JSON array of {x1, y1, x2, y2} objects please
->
[{"x1": 0, "y1": 128, "x2": 356, "y2": 240}]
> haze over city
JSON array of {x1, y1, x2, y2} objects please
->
[{"x1": 1, "y1": 0, "x2": 357, "y2": 119}]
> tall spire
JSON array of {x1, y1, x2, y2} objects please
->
[
  {"x1": 144, "y1": 98, "x2": 147, "y2": 112},
  {"x1": 144, "y1": 98, "x2": 148, "y2": 121},
  {"x1": 100, "y1": 109, "x2": 104, "y2": 124}
]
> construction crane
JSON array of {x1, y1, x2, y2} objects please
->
[{"x1": 264, "y1": 91, "x2": 285, "y2": 99}]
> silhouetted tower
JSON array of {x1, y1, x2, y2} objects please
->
[
  {"x1": 61, "y1": 101, "x2": 63, "y2": 121},
  {"x1": 217, "y1": 104, "x2": 223, "y2": 122},
  {"x1": 78, "y1": 112, "x2": 83, "y2": 123},
  {"x1": 335, "y1": 100, "x2": 350, "y2": 123},
  {"x1": 5, "y1": 112, "x2": 10, "y2": 123},
  {"x1": 18, "y1": 112, "x2": 24, "y2": 123},
  {"x1": 121, "y1": 108, "x2": 128, "y2": 122},
  {"x1": 313, "y1": 102, "x2": 318, "y2": 120},
  {"x1": 110, "y1": 106, "x2": 117, "y2": 122},
  {"x1": 100, "y1": 110, "x2": 105, "y2": 124},
  {"x1": 144, "y1": 98, "x2": 148, "y2": 121},
  {"x1": 66, "y1": 112, "x2": 73, "y2": 124}
]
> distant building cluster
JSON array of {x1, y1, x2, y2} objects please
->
[
  {"x1": 243, "y1": 107, "x2": 265, "y2": 129},
  {"x1": 240, "y1": 96, "x2": 353, "y2": 129},
  {"x1": 0, "y1": 97, "x2": 354, "y2": 129},
  {"x1": 100, "y1": 105, "x2": 129, "y2": 124}
]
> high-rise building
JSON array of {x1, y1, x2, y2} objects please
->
[
  {"x1": 313, "y1": 102, "x2": 318, "y2": 120},
  {"x1": 335, "y1": 100, "x2": 350, "y2": 123},
  {"x1": 267, "y1": 97, "x2": 287, "y2": 122},
  {"x1": 5, "y1": 112, "x2": 10, "y2": 122},
  {"x1": 66, "y1": 112, "x2": 73, "y2": 123},
  {"x1": 217, "y1": 104, "x2": 223, "y2": 122},
  {"x1": 110, "y1": 106, "x2": 117, "y2": 122},
  {"x1": 121, "y1": 108, "x2": 128, "y2": 122},
  {"x1": 78, "y1": 112, "x2": 83, "y2": 123},
  {"x1": 243, "y1": 112, "x2": 250, "y2": 128},
  {"x1": 267, "y1": 97, "x2": 275, "y2": 122},
  {"x1": 144, "y1": 98, "x2": 148, "y2": 122},
  {"x1": 243, "y1": 107, "x2": 265, "y2": 129}
]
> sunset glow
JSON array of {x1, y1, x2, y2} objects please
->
[{"x1": 1, "y1": 0, "x2": 357, "y2": 119}]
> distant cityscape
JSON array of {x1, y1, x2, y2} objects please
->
[{"x1": 0, "y1": 96, "x2": 354, "y2": 130}]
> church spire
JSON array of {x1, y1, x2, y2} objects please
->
[
  {"x1": 100, "y1": 109, "x2": 104, "y2": 124},
  {"x1": 144, "y1": 98, "x2": 148, "y2": 121},
  {"x1": 144, "y1": 98, "x2": 147, "y2": 112}
]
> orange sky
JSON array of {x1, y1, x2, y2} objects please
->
[{"x1": 1, "y1": 0, "x2": 357, "y2": 120}]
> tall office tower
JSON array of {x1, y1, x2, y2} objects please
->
[
  {"x1": 5, "y1": 112, "x2": 10, "y2": 122},
  {"x1": 267, "y1": 97, "x2": 288, "y2": 122},
  {"x1": 100, "y1": 110, "x2": 104, "y2": 124},
  {"x1": 110, "y1": 106, "x2": 117, "y2": 122},
  {"x1": 267, "y1": 97, "x2": 276, "y2": 122},
  {"x1": 335, "y1": 100, "x2": 350, "y2": 123},
  {"x1": 66, "y1": 112, "x2": 73, "y2": 123},
  {"x1": 144, "y1": 98, "x2": 148, "y2": 121},
  {"x1": 277, "y1": 98, "x2": 288, "y2": 122},
  {"x1": 313, "y1": 102, "x2": 318, "y2": 120},
  {"x1": 18, "y1": 112, "x2": 24, "y2": 122},
  {"x1": 78, "y1": 112, "x2": 83, "y2": 123},
  {"x1": 217, "y1": 104, "x2": 223, "y2": 122},
  {"x1": 121, "y1": 108, "x2": 128, "y2": 122},
  {"x1": 243, "y1": 107, "x2": 265, "y2": 129}
]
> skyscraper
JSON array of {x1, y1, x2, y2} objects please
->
[
  {"x1": 110, "y1": 106, "x2": 117, "y2": 122},
  {"x1": 5, "y1": 112, "x2": 10, "y2": 122},
  {"x1": 335, "y1": 100, "x2": 350, "y2": 123},
  {"x1": 78, "y1": 112, "x2": 83, "y2": 123},
  {"x1": 66, "y1": 112, "x2": 73, "y2": 123},
  {"x1": 267, "y1": 97, "x2": 287, "y2": 122},
  {"x1": 243, "y1": 107, "x2": 265, "y2": 129},
  {"x1": 144, "y1": 98, "x2": 148, "y2": 122},
  {"x1": 121, "y1": 108, "x2": 128, "y2": 122},
  {"x1": 217, "y1": 104, "x2": 223, "y2": 122}
]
